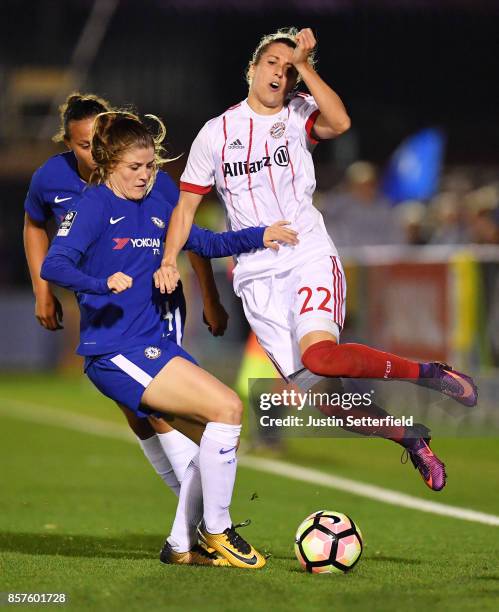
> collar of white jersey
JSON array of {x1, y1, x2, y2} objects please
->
[{"x1": 241, "y1": 98, "x2": 289, "y2": 122}]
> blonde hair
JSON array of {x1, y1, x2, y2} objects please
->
[
  {"x1": 89, "y1": 111, "x2": 172, "y2": 195},
  {"x1": 246, "y1": 27, "x2": 317, "y2": 86},
  {"x1": 52, "y1": 91, "x2": 112, "y2": 143}
]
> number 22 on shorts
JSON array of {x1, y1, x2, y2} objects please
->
[{"x1": 297, "y1": 286, "x2": 333, "y2": 314}]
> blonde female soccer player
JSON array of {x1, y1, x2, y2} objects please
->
[
  {"x1": 156, "y1": 27, "x2": 478, "y2": 493},
  {"x1": 22, "y1": 94, "x2": 218, "y2": 563},
  {"x1": 42, "y1": 110, "x2": 298, "y2": 568}
]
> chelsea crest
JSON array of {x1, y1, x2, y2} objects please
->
[
  {"x1": 151, "y1": 217, "x2": 165, "y2": 228},
  {"x1": 144, "y1": 346, "x2": 161, "y2": 359}
]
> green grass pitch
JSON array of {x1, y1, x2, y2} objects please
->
[{"x1": 0, "y1": 374, "x2": 498, "y2": 611}]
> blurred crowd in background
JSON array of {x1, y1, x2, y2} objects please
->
[{"x1": 321, "y1": 162, "x2": 499, "y2": 249}]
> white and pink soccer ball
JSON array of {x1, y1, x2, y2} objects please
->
[{"x1": 294, "y1": 510, "x2": 363, "y2": 574}]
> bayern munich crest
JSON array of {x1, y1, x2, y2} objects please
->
[
  {"x1": 151, "y1": 216, "x2": 165, "y2": 228},
  {"x1": 270, "y1": 121, "x2": 286, "y2": 139},
  {"x1": 144, "y1": 346, "x2": 161, "y2": 359}
]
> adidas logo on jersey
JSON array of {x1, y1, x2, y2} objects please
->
[{"x1": 228, "y1": 139, "x2": 245, "y2": 150}]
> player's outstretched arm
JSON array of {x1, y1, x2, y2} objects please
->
[
  {"x1": 155, "y1": 191, "x2": 203, "y2": 294},
  {"x1": 187, "y1": 251, "x2": 229, "y2": 337},
  {"x1": 185, "y1": 220, "x2": 298, "y2": 260},
  {"x1": 41, "y1": 245, "x2": 121, "y2": 295},
  {"x1": 23, "y1": 213, "x2": 64, "y2": 330},
  {"x1": 293, "y1": 28, "x2": 351, "y2": 140}
]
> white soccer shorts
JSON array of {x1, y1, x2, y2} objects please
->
[{"x1": 238, "y1": 255, "x2": 346, "y2": 378}]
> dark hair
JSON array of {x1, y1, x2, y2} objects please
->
[
  {"x1": 89, "y1": 111, "x2": 171, "y2": 194},
  {"x1": 52, "y1": 92, "x2": 112, "y2": 142}
]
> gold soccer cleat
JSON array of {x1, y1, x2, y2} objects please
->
[
  {"x1": 160, "y1": 541, "x2": 230, "y2": 567},
  {"x1": 199, "y1": 525, "x2": 266, "y2": 569}
]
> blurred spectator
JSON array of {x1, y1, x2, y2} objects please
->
[
  {"x1": 395, "y1": 200, "x2": 428, "y2": 245},
  {"x1": 439, "y1": 169, "x2": 473, "y2": 197},
  {"x1": 321, "y1": 161, "x2": 404, "y2": 248},
  {"x1": 428, "y1": 192, "x2": 470, "y2": 245},
  {"x1": 465, "y1": 185, "x2": 499, "y2": 244}
]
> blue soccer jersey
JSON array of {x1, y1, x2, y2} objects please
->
[
  {"x1": 41, "y1": 178, "x2": 265, "y2": 356},
  {"x1": 25, "y1": 155, "x2": 187, "y2": 345},
  {"x1": 24, "y1": 151, "x2": 85, "y2": 224}
]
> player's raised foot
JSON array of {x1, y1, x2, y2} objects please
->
[
  {"x1": 402, "y1": 437, "x2": 447, "y2": 491},
  {"x1": 199, "y1": 524, "x2": 266, "y2": 569},
  {"x1": 160, "y1": 541, "x2": 231, "y2": 567},
  {"x1": 417, "y1": 362, "x2": 478, "y2": 407}
]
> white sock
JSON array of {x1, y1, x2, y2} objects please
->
[
  {"x1": 167, "y1": 454, "x2": 203, "y2": 552},
  {"x1": 137, "y1": 435, "x2": 180, "y2": 497},
  {"x1": 156, "y1": 429, "x2": 199, "y2": 483},
  {"x1": 199, "y1": 422, "x2": 242, "y2": 534}
]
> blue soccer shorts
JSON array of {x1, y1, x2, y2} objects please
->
[{"x1": 85, "y1": 337, "x2": 197, "y2": 417}]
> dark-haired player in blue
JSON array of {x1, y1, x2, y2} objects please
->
[{"x1": 41, "y1": 110, "x2": 297, "y2": 568}]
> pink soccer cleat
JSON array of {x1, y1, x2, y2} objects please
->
[
  {"x1": 417, "y1": 362, "x2": 478, "y2": 407},
  {"x1": 402, "y1": 437, "x2": 447, "y2": 492}
]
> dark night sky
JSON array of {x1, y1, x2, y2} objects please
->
[{"x1": 1, "y1": 0, "x2": 498, "y2": 162}]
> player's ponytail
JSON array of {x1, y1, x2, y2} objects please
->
[
  {"x1": 52, "y1": 91, "x2": 112, "y2": 143},
  {"x1": 89, "y1": 111, "x2": 175, "y2": 195}
]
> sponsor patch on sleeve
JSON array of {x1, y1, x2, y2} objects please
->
[{"x1": 57, "y1": 210, "x2": 78, "y2": 236}]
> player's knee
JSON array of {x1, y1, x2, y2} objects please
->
[
  {"x1": 131, "y1": 419, "x2": 156, "y2": 439},
  {"x1": 118, "y1": 404, "x2": 156, "y2": 439},
  {"x1": 214, "y1": 392, "x2": 243, "y2": 425}
]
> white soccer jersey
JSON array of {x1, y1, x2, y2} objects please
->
[{"x1": 181, "y1": 93, "x2": 338, "y2": 292}]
